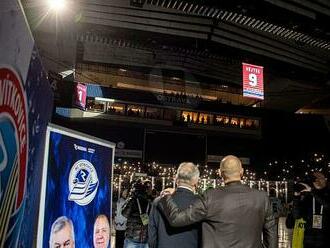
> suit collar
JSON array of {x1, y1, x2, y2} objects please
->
[
  {"x1": 225, "y1": 180, "x2": 242, "y2": 186},
  {"x1": 177, "y1": 186, "x2": 195, "y2": 193}
]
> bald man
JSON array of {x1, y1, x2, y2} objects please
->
[{"x1": 158, "y1": 155, "x2": 277, "y2": 248}]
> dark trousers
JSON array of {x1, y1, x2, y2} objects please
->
[{"x1": 116, "y1": 230, "x2": 126, "y2": 248}]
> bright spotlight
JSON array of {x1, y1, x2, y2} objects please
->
[{"x1": 48, "y1": 0, "x2": 66, "y2": 11}]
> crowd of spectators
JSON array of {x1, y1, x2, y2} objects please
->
[
  {"x1": 179, "y1": 113, "x2": 258, "y2": 130},
  {"x1": 112, "y1": 157, "x2": 330, "y2": 248},
  {"x1": 86, "y1": 97, "x2": 260, "y2": 131}
]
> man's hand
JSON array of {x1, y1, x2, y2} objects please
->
[
  {"x1": 160, "y1": 188, "x2": 175, "y2": 197},
  {"x1": 299, "y1": 183, "x2": 312, "y2": 193},
  {"x1": 294, "y1": 183, "x2": 312, "y2": 196}
]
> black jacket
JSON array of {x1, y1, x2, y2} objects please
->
[
  {"x1": 122, "y1": 194, "x2": 152, "y2": 243},
  {"x1": 292, "y1": 187, "x2": 330, "y2": 247},
  {"x1": 148, "y1": 187, "x2": 200, "y2": 248},
  {"x1": 158, "y1": 181, "x2": 278, "y2": 248}
]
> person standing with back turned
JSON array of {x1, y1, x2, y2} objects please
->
[
  {"x1": 148, "y1": 162, "x2": 201, "y2": 248},
  {"x1": 158, "y1": 155, "x2": 278, "y2": 248}
]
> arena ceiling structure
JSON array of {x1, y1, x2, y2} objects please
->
[{"x1": 23, "y1": 0, "x2": 330, "y2": 112}]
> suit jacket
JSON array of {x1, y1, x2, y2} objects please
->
[
  {"x1": 148, "y1": 187, "x2": 200, "y2": 248},
  {"x1": 158, "y1": 181, "x2": 278, "y2": 248}
]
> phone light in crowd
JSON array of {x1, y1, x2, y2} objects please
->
[{"x1": 48, "y1": 0, "x2": 66, "y2": 11}]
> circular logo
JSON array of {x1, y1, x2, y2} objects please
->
[
  {"x1": 0, "y1": 66, "x2": 28, "y2": 245},
  {"x1": 0, "y1": 67, "x2": 28, "y2": 209},
  {"x1": 68, "y1": 159, "x2": 99, "y2": 206}
]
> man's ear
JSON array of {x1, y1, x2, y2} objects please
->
[
  {"x1": 240, "y1": 168, "x2": 244, "y2": 177},
  {"x1": 218, "y1": 169, "x2": 223, "y2": 178},
  {"x1": 192, "y1": 178, "x2": 198, "y2": 187}
]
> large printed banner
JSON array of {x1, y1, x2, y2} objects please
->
[
  {"x1": 38, "y1": 124, "x2": 115, "y2": 248},
  {"x1": 242, "y1": 63, "x2": 264, "y2": 100},
  {"x1": 0, "y1": 0, "x2": 53, "y2": 247}
]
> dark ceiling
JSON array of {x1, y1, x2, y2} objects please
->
[{"x1": 23, "y1": 0, "x2": 330, "y2": 112}]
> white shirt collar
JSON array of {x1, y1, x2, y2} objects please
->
[{"x1": 177, "y1": 185, "x2": 195, "y2": 193}]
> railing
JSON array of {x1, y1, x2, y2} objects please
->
[{"x1": 112, "y1": 174, "x2": 288, "y2": 203}]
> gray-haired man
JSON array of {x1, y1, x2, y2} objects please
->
[
  {"x1": 49, "y1": 216, "x2": 75, "y2": 248},
  {"x1": 158, "y1": 155, "x2": 277, "y2": 248},
  {"x1": 148, "y1": 162, "x2": 201, "y2": 248}
]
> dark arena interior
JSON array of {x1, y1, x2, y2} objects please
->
[{"x1": 1, "y1": 0, "x2": 330, "y2": 247}]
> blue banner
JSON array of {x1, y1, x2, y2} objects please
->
[
  {"x1": 0, "y1": 1, "x2": 53, "y2": 247},
  {"x1": 38, "y1": 125, "x2": 114, "y2": 248}
]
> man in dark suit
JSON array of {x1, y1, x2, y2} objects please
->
[
  {"x1": 148, "y1": 162, "x2": 201, "y2": 248},
  {"x1": 158, "y1": 155, "x2": 278, "y2": 248}
]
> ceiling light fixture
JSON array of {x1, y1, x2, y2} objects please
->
[{"x1": 48, "y1": 0, "x2": 66, "y2": 11}]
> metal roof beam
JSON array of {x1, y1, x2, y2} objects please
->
[
  {"x1": 287, "y1": 0, "x2": 330, "y2": 16},
  {"x1": 264, "y1": 0, "x2": 316, "y2": 19}
]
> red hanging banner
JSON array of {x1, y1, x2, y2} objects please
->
[
  {"x1": 73, "y1": 82, "x2": 87, "y2": 109},
  {"x1": 242, "y1": 63, "x2": 264, "y2": 100}
]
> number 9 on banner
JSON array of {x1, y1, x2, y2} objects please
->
[
  {"x1": 248, "y1": 73, "x2": 257, "y2": 87},
  {"x1": 242, "y1": 63, "x2": 264, "y2": 100}
]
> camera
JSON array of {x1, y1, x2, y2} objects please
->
[
  {"x1": 293, "y1": 182, "x2": 308, "y2": 193},
  {"x1": 129, "y1": 179, "x2": 146, "y2": 197},
  {"x1": 293, "y1": 174, "x2": 316, "y2": 194},
  {"x1": 129, "y1": 179, "x2": 152, "y2": 198}
]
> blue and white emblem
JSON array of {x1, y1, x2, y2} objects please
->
[{"x1": 68, "y1": 159, "x2": 99, "y2": 206}]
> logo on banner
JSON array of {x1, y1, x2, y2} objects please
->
[
  {"x1": 68, "y1": 159, "x2": 99, "y2": 206},
  {"x1": 242, "y1": 63, "x2": 264, "y2": 100},
  {"x1": 0, "y1": 67, "x2": 28, "y2": 246}
]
